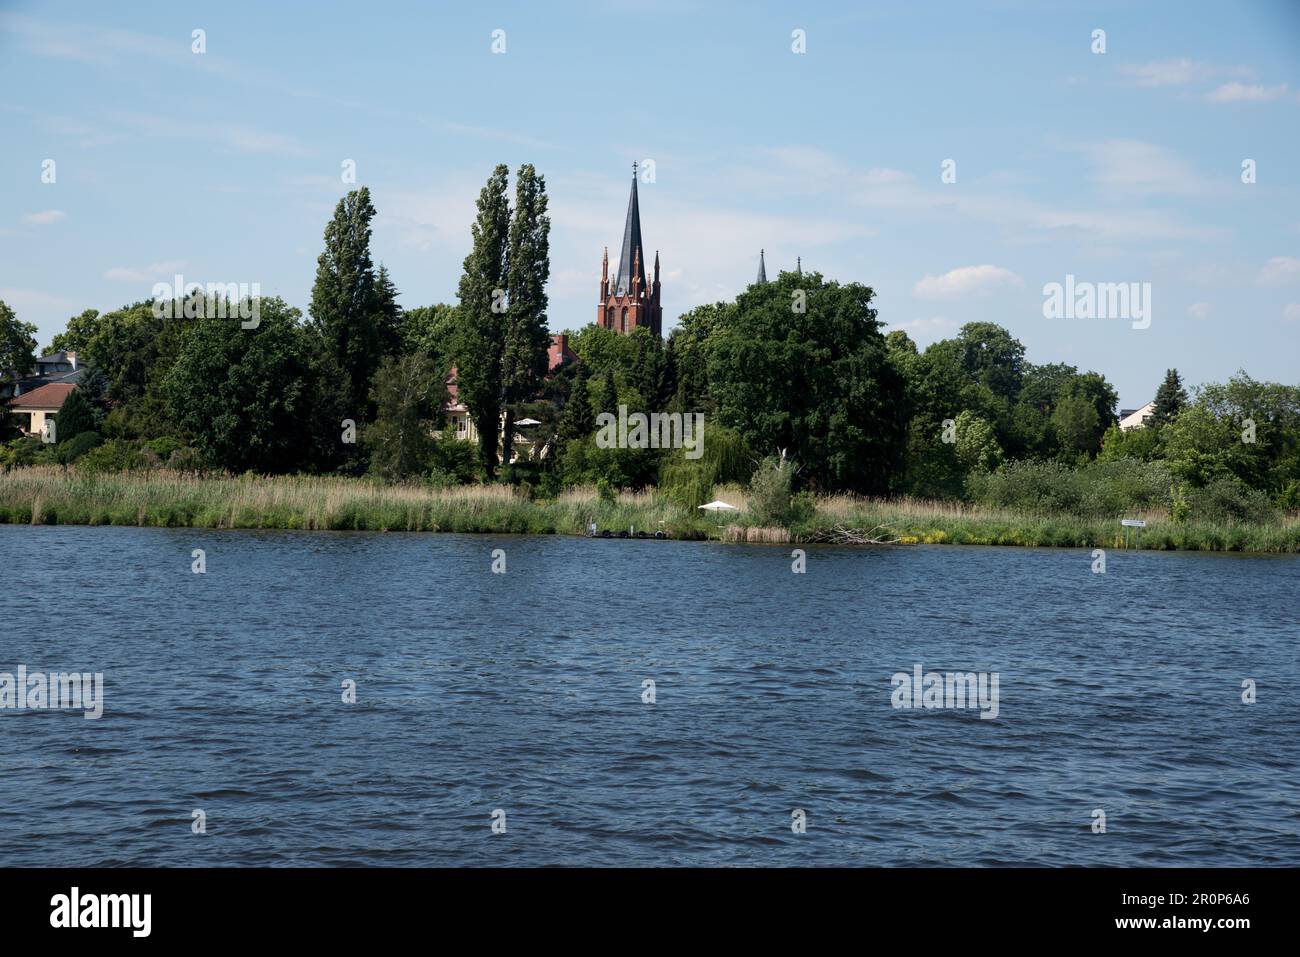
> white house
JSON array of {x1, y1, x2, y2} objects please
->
[{"x1": 1118, "y1": 401, "x2": 1155, "y2": 431}]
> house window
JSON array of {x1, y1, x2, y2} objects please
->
[{"x1": 456, "y1": 416, "x2": 466, "y2": 434}]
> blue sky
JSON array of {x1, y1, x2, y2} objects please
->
[{"x1": 2, "y1": 0, "x2": 1298, "y2": 407}]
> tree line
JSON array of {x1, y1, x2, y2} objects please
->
[{"x1": 2, "y1": 164, "x2": 1297, "y2": 524}]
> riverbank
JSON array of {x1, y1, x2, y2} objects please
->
[{"x1": 2, "y1": 467, "x2": 1297, "y2": 552}]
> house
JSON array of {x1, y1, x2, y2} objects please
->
[
  {"x1": 1118, "y1": 401, "x2": 1155, "y2": 431},
  {"x1": 441, "y1": 333, "x2": 578, "y2": 460},
  {"x1": 2, "y1": 350, "x2": 86, "y2": 401},
  {"x1": 7, "y1": 381, "x2": 77, "y2": 437}
]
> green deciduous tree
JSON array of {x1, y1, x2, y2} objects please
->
[
  {"x1": 366, "y1": 353, "x2": 444, "y2": 480},
  {"x1": 454, "y1": 165, "x2": 511, "y2": 479},
  {"x1": 501, "y1": 164, "x2": 552, "y2": 462},
  {"x1": 164, "y1": 299, "x2": 338, "y2": 473},
  {"x1": 707, "y1": 270, "x2": 906, "y2": 494},
  {"x1": 0, "y1": 299, "x2": 38, "y2": 380},
  {"x1": 49, "y1": 309, "x2": 103, "y2": 355},
  {"x1": 310, "y1": 187, "x2": 382, "y2": 417}
]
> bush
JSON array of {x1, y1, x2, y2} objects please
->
[
  {"x1": 1, "y1": 436, "x2": 53, "y2": 469},
  {"x1": 968, "y1": 458, "x2": 1173, "y2": 516},
  {"x1": 748, "y1": 454, "x2": 802, "y2": 526},
  {"x1": 56, "y1": 430, "x2": 103, "y2": 464},
  {"x1": 1186, "y1": 476, "x2": 1274, "y2": 524},
  {"x1": 76, "y1": 438, "x2": 146, "y2": 474}
]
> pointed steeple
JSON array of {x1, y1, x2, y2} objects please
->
[
  {"x1": 756, "y1": 249, "x2": 767, "y2": 284},
  {"x1": 614, "y1": 164, "x2": 647, "y2": 296},
  {"x1": 796, "y1": 256, "x2": 802, "y2": 276}
]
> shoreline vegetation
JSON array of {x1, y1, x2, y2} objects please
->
[{"x1": 3, "y1": 467, "x2": 1297, "y2": 553}]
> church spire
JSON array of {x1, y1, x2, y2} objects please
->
[
  {"x1": 756, "y1": 248, "x2": 767, "y2": 284},
  {"x1": 614, "y1": 164, "x2": 647, "y2": 296}
]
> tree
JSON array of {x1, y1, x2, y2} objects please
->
[
  {"x1": 1051, "y1": 393, "x2": 1101, "y2": 460},
  {"x1": 954, "y1": 410, "x2": 1003, "y2": 472},
  {"x1": 596, "y1": 373, "x2": 619, "y2": 419},
  {"x1": 454, "y1": 165, "x2": 511, "y2": 479},
  {"x1": 1151, "y1": 368, "x2": 1188, "y2": 426},
  {"x1": 54, "y1": 388, "x2": 96, "y2": 443},
  {"x1": 164, "y1": 299, "x2": 335, "y2": 473},
  {"x1": 556, "y1": 361, "x2": 595, "y2": 444},
  {"x1": 666, "y1": 302, "x2": 729, "y2": 413},
  {"x1": 310, "y1": 187, "x2": 382, "y2": 417},
  {"x1": 956, "y1": 322, "x2": 1026, "y2": 403},
  {"x1": 401, "y1": 304, "x2": 458, "y2": 363},
  {"x1": 500, "y1": 164, "x2": 551, "y2": 461},
  {"x1": 707, "y1": 270, "x2": 907, "y2": 494},
  {"x1": 366, "y1": 354, "x2": 443, "y2": 480},
  {"x1": 49, "y1": 309, "x2": 103, "y2": 355},
  {"x1": 373, "y1": 264, "x2": 403, "y2": 359},
  {"x1": 0, "y1": 299, "x2": 37, "y2": 380}
]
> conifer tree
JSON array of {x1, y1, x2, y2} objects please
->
[{"x1": 1152, "y1": 368, "x2": 1188, "y2": 426}]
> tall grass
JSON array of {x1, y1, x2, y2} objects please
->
[{"x1": 1, "y1": 467, "x2": 1297, "y2": 552}]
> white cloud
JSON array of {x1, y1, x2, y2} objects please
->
[
  {"x1": 1259, "y1": 256, "x2": 1300, "y2": 284},
  {"x1": 108, "y1": 112, "x2": 315, "y2": 158},
  {"x1": 1084, "y1": 139, "x2": 1211, "y2": 196},
  {"x1": 1284, "y1": 304, "x2": 1300, "y2": 322},
  {"x1": 913, "y1": 265, "x2": 1023, "y2": 299},
  {"x1": 1206, "y1": 82, "x2": 1289, "y2": 103},
  {"x1": 0, "y1": 286, "x2": 78, "y2": 321},
  {"x1": 1188, "y1": 302, "x2": 1211, "y2": 320},
  {"x1": 1119, "y1": 58, "x2": 1209, "y2": 87},
  {"x1": 887, "y1": 317, "x2": 958, "y2": 343},
  {"x1": 21, "y1": 210, "x2": 66, "y2": 225},
  {"x1": 103, "y1": 260, "x2": 188, "y2": 282}
]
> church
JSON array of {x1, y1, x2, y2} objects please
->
[
  {"x1": 597, "y1": 164, "x2": 663, "y2": 338},
  {"x1": 595, "y1": 168, "x2": 793, "y2": 340}
]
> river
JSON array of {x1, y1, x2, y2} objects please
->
[{"x1": 1, "y1": 524, "x2": 1296, "y2": 866}]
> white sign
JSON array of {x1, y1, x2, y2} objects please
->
[{"x1": 1121, "y1": 519, "x2": 1146, "y2": 528}]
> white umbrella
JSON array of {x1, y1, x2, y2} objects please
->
[
  {"x1": 515, "y1": 417, "x2": 542, "y2": 426},
  {"x1": 698, "y1": 500, "x2": 739, "y2": 529}
]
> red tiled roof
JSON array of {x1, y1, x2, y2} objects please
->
[{"x1": 7, "y1": 382, "x2": 75, "y2": 410}]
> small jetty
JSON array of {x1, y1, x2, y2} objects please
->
[{"x1": 586, "y1": 523, "x2": 668, "y2": 540}]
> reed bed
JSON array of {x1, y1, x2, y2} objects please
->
[{"x1": 1, "y1": 466, "x2": 1297, "y2": 552}]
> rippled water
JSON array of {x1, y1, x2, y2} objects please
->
[{"x1": 1, "y1": 523, "x2": 1297, "y2": 866}]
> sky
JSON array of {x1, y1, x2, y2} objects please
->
[{"x1": 2, "y1": 0, "x2": 1298, "y2": 408}]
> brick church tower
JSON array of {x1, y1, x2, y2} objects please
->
[{"x1": 598, "y1": 164, "x2": 662, "y2": 338}]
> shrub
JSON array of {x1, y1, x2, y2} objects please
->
[
  {"x1": 968, "y1": 458, "x2": 1172, "y2": 517},
  {"x1": 76, "y1": 438, "x2": 146, "y2": 474},
  {"x1": 56, "y1": 430, "x2": 103, "y2": 464},
  {"x1": 1186, "y1": 476, "x2": 1274, "y2": 524},
  {"x1": 749, "y1": 454, "x2": 802, "y2": 526}
]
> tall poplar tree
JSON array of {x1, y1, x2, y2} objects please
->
[
  {"x1": 501, "y1": 164, "x2": 552, "y2": 460},
  {"x1": 454, "y1": 166, "x2": 511, "y2": 478},
  {"x1": 310, "y1": 187, "x2": 381, "y2": 417}
]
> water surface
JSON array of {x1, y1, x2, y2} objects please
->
[{"x1": 1, "y1": 524, "x2": 1296, "y2": 866}]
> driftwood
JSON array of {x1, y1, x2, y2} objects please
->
[{"x1": 805, "y1": 523, "x2": 902, "y2": 545}]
